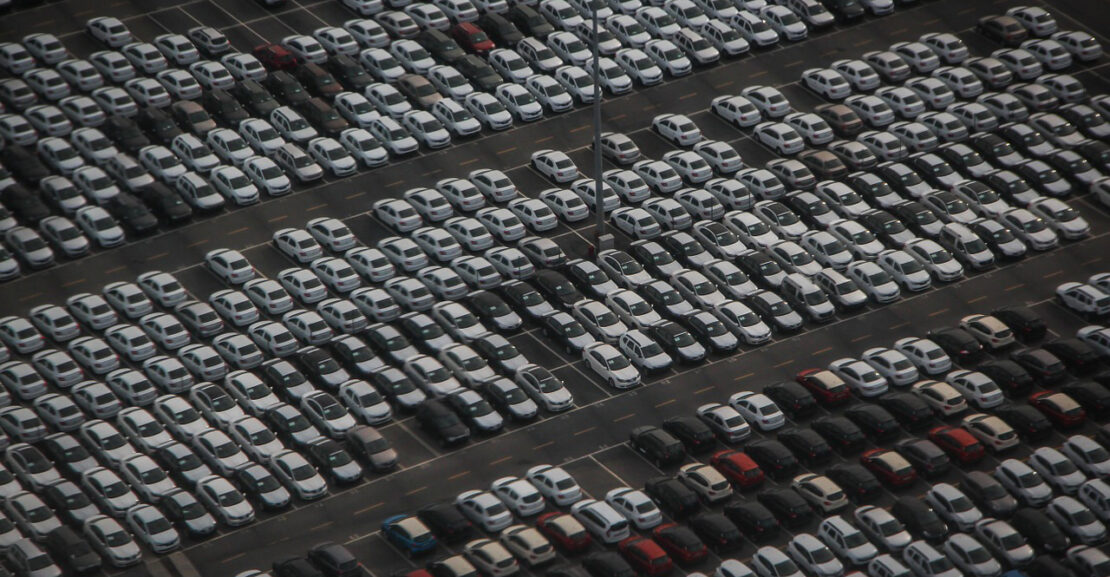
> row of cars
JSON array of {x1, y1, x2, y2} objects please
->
[
  {"x1": 0, "y1": 0, "x2": 923, "y2": 279},
  {"x1": 335, "y1": 301, "x2": 1110, "y2": 577}
]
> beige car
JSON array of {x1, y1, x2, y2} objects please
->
[
  {"x1": 499, "y1": 525, "x2": 556, "y2": 567},
  {"x1": 911, "y1": 380, "x2": 968, "y2": 417},
  {"x1": 397, "y1": 74, "x2": 443, "y2": 110},
  {"x1": 792, "y1": 473, "x2": 850, "y2": 514},
  {"x1": 959, "y1": 314, "x2": 1016, "y2": 350}
]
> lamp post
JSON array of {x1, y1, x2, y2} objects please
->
[{"x1": 590, "y1": 5, "x2": 613, "y2": 257}]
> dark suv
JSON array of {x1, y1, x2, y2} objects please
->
[{"x1": 629, "y1": 426, "x2": 685, "y2": 467}]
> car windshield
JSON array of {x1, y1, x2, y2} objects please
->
[{"x1": 605, "y1": 355, "x2": 630, "y2": 370}]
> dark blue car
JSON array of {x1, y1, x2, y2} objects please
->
[{"x1": 382, "y1": 514, "x2": 438, "y2": 555}]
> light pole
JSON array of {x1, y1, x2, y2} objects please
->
[{"x1": 590, "y1": 6, "x2": 613, "y2": 257}]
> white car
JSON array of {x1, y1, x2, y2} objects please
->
[
  {"x1": 828, "y1": 358, "x2": 888, "y2": 397},
  {"x1": 678, "y1": 463, "x2": 733, "y2": 503},
  {"x1": 728, "y1": 391, "x2": 785, "y2": 431},
  {"x1": 946, "y1": 370, "x2": 1004, "y2": 409},
  {"x1": 962, "y1": 413, "x2": 1019, "y2": 452},
  {"x1": 525, "y1": 464, "x2": 582, "y2": 507},
  {"x1": 491, "y1": 476, "x2": 546, "y2": 517},
  {"x1": 457, "y1": 490, "x2": 514, "y2": 532},
  {"x1": 614, "y1": 48, "x2": 664, "y2": 86},
  {"x1": 894, "y1": 336, "x2": 952, "y2": 375}
]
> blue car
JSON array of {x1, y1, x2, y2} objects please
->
[{"x1": 382, "y1": 514, "x2": 438, "y2": 554}]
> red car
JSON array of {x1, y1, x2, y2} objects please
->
[
  {"x1": 709, "y1": 450, "x2": 765, "y2": 488},
  {"x1": 536, "y1": 512, "x2": 592, "y2": 553},
  {"x1": 796, "y1": 368, "x2": 853, "y2": 406},
  {"x1": 651, "y1": 523, "x2": 708, "y2": 565},
  {"x1": 859, "y1": 449, "x2": 917, "y2": 487},
  {"x1": 928, "y1": 426, "x2": 986, "y2": 464},
  {"x1": 452, "y1": 23, "x2": 495, "y2": 54},
  {"x1": 618, "y1": 535, "x2": 673, "y2": 577},
  {"x1": 1029, "y1": 391, "x2": 1087, "y2": 429},
  {"x1": 252, "y1": 43, "x2": 299, "y2": 71},
  {"x1": 395, "y1": 571, "x2": 433, "y2": 577}
]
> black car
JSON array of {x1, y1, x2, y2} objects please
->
[
  {"x1": 643, "y1": 477, "x2": 699, "y2": 518},
  {"x1": 629, "y1": 240, "x2": 680, "y2": 278},
  {"x1": 757, "y1": 489, "x2": 813, "y2": 529},
  {"x1": 329, "y1": 337, "x2": 382, "y2": 379},
  {"x1": 811, "y1": 417, "x2": 866, "y2": 454},
  {"x1": 6, "y1": 145, "x2": 52, "y2": 187},
  {"x1": 910, "y1": 154, "x2": 959, "y2": 189},
  {"x1": 937, "y1": 144, "x2": 987, "y2": 177},
  {"x1": 417, "y1": 503, "x2": 474, "y2": 543},
  {"x1": 683, "y1": 312, "x2": 737, "y2": 353},
  {"x1": 102, "y1": 115, "x2": 150, "y2": 153},
  {"x1": 960, "y1": 471, "x2": 1017, "y2": 518},
  {"x1": 398, "y1": 313, "x2": 448, "y2": 353},
  {"x1": 292, "y1": 346, "x2": 348, "y2": 388},
  {"x1": 890, "y1": 497, "x2": 948, "y2": 541},
  {"x1": 1011, "y1": 348, "x2": 1067, "y2": 384},
  {"x1": 417, "y1": 29, "x2": 465, "y2": 64},
  {"x1": 478, "y1": 13, "x2": 524, "y2": 46},
  {"x1": 1097, "y1": 423, "x2": 1110, "y2": 449},
  {"x1": 233, "y1": 79, "x2": 280, "y2": 117},
  {"x1": 363, "y1": 324, "x2": 415, "y2": 365},
  {"x1": 106, "y1": 192, "x2": 158, "y2": 235},
  {"x1": 456, "y1": 54, "x2": 503, "y2": 91},
  {"x1": 1044, "y1": 338, "x2": 1101, "y2": 374},
  {"x1": 737, "y1": 249, "x2": 787, "y2": 287},
  {"x1": 260, "y1": 358, "x2": 310, "y2": 401},
  {"x1": 540, "y1": 311, "x2": 593, "y2": 354},
  {"x1": 783, "y1": 191, "x2": 835, "y2": 229},
  {"x1": 778, "y1": 427, "x2": 834, "y2": 467},
  {"x1": 161, "y1": 489, "x2": 217, "y2": 538},
  {"x1": 984, "y1": 169, "x2": 1037, "y2": 206},
  {"x1": 1009, "y1": 508, "x2": 1070, "y2": 554},
  {"x1": 820, "y1": 0, "x2": 864, "y2": 20},
  {"x1": 273, "y1": 556, "x2": 324, "y2": 577},
  {"x1": 826, "y1": 464, "x2": 882, "y2": 502},
  {"x1": 471, "y1": 334, "x2": 525, "y2": 374},
  {"x1": 969, "y1": 133, "x2": 1020, "y2": 167},
  {"x1": 466, "y1": 290, "x2": 521, "y2": 333},
  {"x1": 926, "y1": 328, "x2": 984, "y2": 364},
  {"x1": 895, "y1": 439, "x2": 950, "y2": 478},
  {"x1": 415, "y1": 399, "x2": 470, "y2": 446},
  {"x1": 507, "y1": 5, "x2": 554, "y2": 39},
  {"x1": 326, "y1": 54, "x2": 373, "y2": 92},
  {"x1": 202, "y1": 88, "x2": 249, "y2": 125},
  {"x1": 969, "y1": 219, "x2": 1025, "y2": 261},
  {"x1": 41, "y1": 433, "x2": 95, "y2": 478},
  {"x1": 41, "y1": 480, "x2": 96, "y2": 526},
  {"x1": 235, "y1": 464, "x2": 290, "y2": 509},
  {"x1": 136, "y1": 106, "x2": 182, "y2": 143},
  {"x1": 847, "y1": 172, "x2": 894, "y2": 204},
  {"x1": 763, "y1": 381, "x2": 818, "y2": 419},
  {"x1": 688, "y1": 513, "x2": 742, "y2": 553},
  {"x1": 629, "y1": 426, "x2": 686, "y2": 467},
  {"x1": 1075, "y1": 139, "x2": 1110, "y2": 170},
  {"x1": 1, "y1": 183, "x2": 50, "y2": 224},
  {"x1": 878, "y1": 393, "x2": 934, "y2": 431},
  {"x1": 565, "y1": 259, "x2": 615, "y2": 298},
  {"x1": 498, "y1": 280, "x2": 553, "y2": 320},
  {"x1": 43, "y1": 527, "x2": 101, "y2": 575},
  {"x1": 296, "y1": 63, "x2": 343, "y2": 99},
  {"x1": 265, "y1": 70, "x2": 310, "y2": 105},
  {"x1": 305, "y1": 438, "x2": 360, "y2": 484},
  {"x1": 581, "y1": 552, "x2": 635, "y2": 577},
  {"x1": 1063, "y1": 381, "x2": 1110, "y2": 418},
  {"x1": 745, "y1": 440, "x2": 799, "y2": 480},
  {"x1": 649, "y1": 321, "x2": 706, "y2": 363},
  {"x1": 531, "y1": 269, "x2": 583, "y2": 307},
  {"x1": 992, "y1": 306, "x2": 1046, "y2": 342},
  {"x1": 723, "y1": 501, "x2": 779, "y2": 542},
  {"x1": 660, "y1": 232, "x2": 711, "y2": 269},
  {"x1": 891, "y1": 200, "x2": 942, "y2": 236},
  {"x1": 859, "y1": 209, "x2": 912, "y2": 247},
  {"x1": 977, "y1": 360, "x2": 1034, "y2": 397},
  {"x1": 995, "y1": 405, "x2": 1053, "y2": 441},
  {"x1": 265, "y1": 406, "x2": 321, "y2": 448},
  {"x1": 138, "y1": 182, "x2": 193, "y2": 224},
  {"x1": 1024, "y1": 558, "x2": 1073, "y2": 577},
  {"x1": 845, "y1": 405, "x2": 901, "y2": 441},
  {"x1": 662, "y1": 417, "x2": 716, "y2": 453},
  {"x1": 477, "y1": 379, "x2": 536, "y2": 421},
  {"x1": 875, "y1": 162, "x2": 925, "y2": 197},
  {"x1": 307, "y1": 542, "x2": 359, "y2": 577}
]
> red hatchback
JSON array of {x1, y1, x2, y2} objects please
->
[
  {"x1": 618, "y1": 536, "x2": 673, "y2": 576},
  {"x1": 710, "y1": 449, "x2": 765, "y2": 488},
  {"x1": 796, "y1": 368, "x2": 853, "y2": 406},
  {"x1": 1029, "y1": 391, "x2": 1087, "y2": 429},
  {"x1": 652, "y1": 523, "x2": 708, "y2": 565},
  {"x1": 928, "y1": 425, "x2": 986, "y2": 464},
  {"x1": 859, "y1": 448, "x2": 917, "y2": 487},
  {"x1": 252, "y1": 43, "x2": 299, "y2": 71},
  {"x1": 452, "y1": 23, "x2": 495, "y2": 55},
  {"x1": 536, "y1": 512, "x2": 592, "y2": 553}
]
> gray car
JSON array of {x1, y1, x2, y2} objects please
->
[{"x1": 347, "y1": 425, "x2": 399, "y2": 472}]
